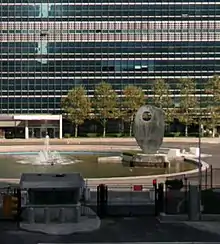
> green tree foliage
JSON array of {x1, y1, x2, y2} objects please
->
[
  {"x1": 61, "y1": 86, "x2": 91, "y2": 138},
  {"x1": 204, "y1": 106, "x2": 220, "y2": 137},
  {"x1": 93, "y1": 82, "x2": 119, "y2": 137},
  {"x1": 206, "y1": 75, "x2": 220, "y2": 103},
  {"x1": 152, "y1": 79, "x2": 175, "y2": 124},
  {"x1": 204, "y1": 75, "x2": 220, "y2": 137},
  {"x1": 122, "y1": 85, "x2": 145, "y2": 137},
  {"x1": 177, "y1": 78, "x2": 198, "y2": 136}
]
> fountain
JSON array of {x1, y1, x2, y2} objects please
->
[
  {"x1": 36, "y1": 135, "x2": 64, "y2": 165},
  {"x1": 17, "y1": 135, "x2": 79, "y2": 165}
]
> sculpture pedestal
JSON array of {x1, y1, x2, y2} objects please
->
[{"x1": 122, "y1": 153, "x2": 170, "y2": 168}]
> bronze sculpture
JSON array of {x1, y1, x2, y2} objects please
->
[{"x1": 133, "y1": 105, "x2": 165, "y2": 154}]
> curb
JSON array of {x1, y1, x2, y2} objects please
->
[{"x1": 86, "y1": 157, "x2": 208, "y2": 182}]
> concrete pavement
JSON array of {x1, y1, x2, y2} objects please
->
[
  {"x1": 184, "y1": 221, "x2": 220, "y2": 236},
  {"x1": 2, "y1": 217, "x2": 220, "y2": 244},
  {"x1": 0, "y1": 137, "x2": 218, "y2": 145}
]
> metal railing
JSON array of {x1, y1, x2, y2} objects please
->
[
  {"x1": 164, "y1": 184, "x2": 189, "y2": 214},
  {"x1": 85, "y1": 183, "x2": 155, "y2": 205},
  {"x1": 166, "y1": 165, "x2": 213, "y2": 189}
]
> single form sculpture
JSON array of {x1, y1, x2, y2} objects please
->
[{"x1": 133, "y1": 105, "x2": 165, "y2": 154}]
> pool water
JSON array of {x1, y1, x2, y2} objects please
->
[{"x1": 0, "y1": 152, "x2": 195, "y2": 179}]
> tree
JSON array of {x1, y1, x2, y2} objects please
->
[
  {"x1": 61, "y1": 86, "x2": 91, "y2": 137},
  {"x1": 204, "y1": 75, "x2": 220, "y2": 137},
  {"x1": 177, "y1": 78, "x2": 198, "y2": 136},
  {"x1": 204, "y1": 106, "x2": 220, "y2": 137},
  {"x1": 122, "y1": 85, "x2": 145, "y2": 137},
  {"x1": 93, "y1": 82, "x2": 119, "y2": 137},
  {"x1": 152, "y1": 79, "x2": 175, "y2": 124},
  {"x1": 206, "y1": 75, "x2": 220, "y2": 103}
]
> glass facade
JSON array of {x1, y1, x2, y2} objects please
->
[{"x1": 0, "y1": 0, "x2": 219, "y2": 114}]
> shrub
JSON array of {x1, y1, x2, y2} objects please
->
[
  {"x1": 64, "y1": 133, "x2": 71, "y2": 138},
  {"x1": 87, "y1": 133, "x2": 98, "y2": 137},
  {"x1": 122, "y1": 150, "x2": 141, "y2": 156}
]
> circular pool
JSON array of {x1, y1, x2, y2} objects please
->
[{"x1": 0, "y1": 151, "x2": 195, "y2": 179}]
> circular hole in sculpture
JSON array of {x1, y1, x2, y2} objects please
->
[{"x1": 142, "y1": 111, "x2": 152, "y2": 122}]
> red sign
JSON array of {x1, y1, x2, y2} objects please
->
[
  {"x1": 152, "y1": 179, "x2": 157, "y2": 186},
  {"x1": 133, "y1": 185, "x2": 143, "y2": 191}
]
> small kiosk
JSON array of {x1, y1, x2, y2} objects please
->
[{"x1": 19, "y1": 173, "x2": 85, "y2": 224}]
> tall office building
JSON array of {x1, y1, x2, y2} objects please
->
[{"x1": 0, "y1": 0, "x2": 219, "y2": 138}]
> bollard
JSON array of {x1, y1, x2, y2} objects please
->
[
  {"x1": 44, "y1": 207, "x2": 50, "y2": 224},
  {"x1": 188, "y1": 185, "x2": 200, "y2": 221},
  {"x1": 158, "y1": 183, "x2": 164, "y2": 213},
  {"x1": 84, "y1": 188, "x2": 91, "y2": 201},
  {"x1": 97, "y1": 184, "x2": 108, "y2": 218},
  {"x1": 205, "y1": 167, "x2": 208, "y2": 190},
  {"x1": 152, "y1": 179, "x2": 158, "y2": 216},
  {"x1": 59, "y1": 208, "x2": 65, "y2": 223},
  {"x1": 28, "y1": 207, "x2": 35, "y2": 224},
  {"x1": 74, "y1": 204, "x2": 80, "y2": 223}
]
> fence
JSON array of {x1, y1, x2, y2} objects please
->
[
  {"x1": 164, "y1": 166, "x2": 213, "y2": 214},
  {"x1": 166, "y1": 165, "x2": 213, "y2": 189},
  {"x1": 163, "y1": 166, "x2": 220, "y2": 215},
  {"x1": 164, "y1": 184, "x2": 189, "y2": 214},
  {"x1": 83, "y1": 183, "x2": 157, "y2": 217},
  {"x1": 86, "y1": 183, "x2": 155, "y2": 205}
]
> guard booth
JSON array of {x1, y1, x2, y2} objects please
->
[{"x1": 19, "y1": 173, "x2": 85, "y2": 224}]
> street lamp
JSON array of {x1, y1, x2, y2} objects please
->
[{"x1": 198, "y1": 86, "x2": 202, "y2": 220}]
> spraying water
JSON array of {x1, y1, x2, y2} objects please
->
[
  {"x1": 37, "y1": 135, "x2": 63, "y2": 165},
  {"x1": 17, "y1": 135, "x2": 79, "y2": 165}
]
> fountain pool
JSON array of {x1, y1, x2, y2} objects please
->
[
  {"x1": 0, "y1": 152, "x2": 195, "y2": 179},
  {"x1": 0, "y1": 136, "x2": 196, "y2": 179}
]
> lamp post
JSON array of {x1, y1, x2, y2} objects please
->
[{"x1": 198, "y1": 87, "x2": 202, "y2": 220}]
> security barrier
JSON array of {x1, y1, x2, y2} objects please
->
[
  {"x1": 11, "y1": 196, "x2": 19, "y2": 216},
  {"x1": 2, "y1": 195, "x2": 19, "y2": 218},
  {"x1": 0, "y1": 187, "x2": 20, "y2": 220},
  {"x1": 3, "y1": 195, "x2": 12, "y2": 217}
]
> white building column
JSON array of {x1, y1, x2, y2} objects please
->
[
  {"x1": 59, "y1": 115, "x2": 62, "y2": 139},
  {"x1": 25, "y1": 120, "x2": 29, "y2": 139}
]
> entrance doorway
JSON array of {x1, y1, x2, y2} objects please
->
[{"x1": 28, "y1": 127, "x2": 59, "y2": 138}]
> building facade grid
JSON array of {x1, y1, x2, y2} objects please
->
[{"x1": 0, "y1": 0, "x2": 219, "y2": 113}]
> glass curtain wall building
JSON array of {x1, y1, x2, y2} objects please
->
[{"x1": 0, "y1": 0, "x2": 219, "y2": 135}]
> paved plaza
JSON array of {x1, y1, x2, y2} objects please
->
[
  {"x1": 1, "y1": 217, "x2": 220, "y2": 244},
  {"x1": 0, "y1": 138, "x2": 220, "y2": 243}
]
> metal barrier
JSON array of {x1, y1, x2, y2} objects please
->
[
  {"x1": 166, "y1": 165, "x2": 213, "y2": 189},
  {"x1": 164, "y1": 184, "x2": 189, "y2": 214},
  {"x1": 86, "y1": 183, "x2": 155, "y2": 205},
  {"x1": 82, "y1": 183, "x2": 156, "y2": 217},
  {"x1": 0, "y1": 186, "x2": 20, "y2": 220}
]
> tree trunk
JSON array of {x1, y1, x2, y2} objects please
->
[
  {"x1": 74, "y1": 124, "x2": 78, "y2": 138},
  {"x1": 185, "y1": 125, "x2": 188, "y2": 137},
  {"x1": 200, "y1": 124, "x2": 204, "y2": 137},
  {"x1": 102, "y1": 119, "x2": 107, "y2": 137},
  {"x1": 212, "y1": 127, "x2": 216, "y2": 138},
  {"x1": 129, "y1": 121, "x2": 133, "y2": 137},
  {"x1": 103, "y1": 125, "x2": 106, "y2": 137}
]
